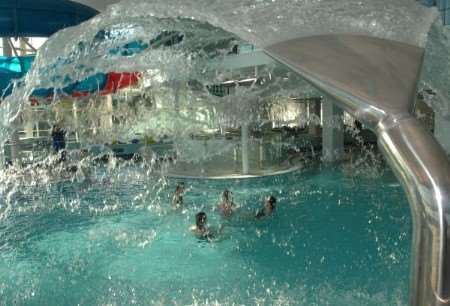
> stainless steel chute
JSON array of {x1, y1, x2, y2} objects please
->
[{"x1": 265, "y1": 34, "x2": 450, "y2": 306}]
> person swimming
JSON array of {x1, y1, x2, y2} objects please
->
[
  {"x1": 172, "y1": 182, "x2": 185, "y2": 208},
  {"x1": 217, "y1": 189, "x2": 236, "y2": 219},
  {"x1": 255, "y1": 195, "x2": 277, "y2": 219},
  {"x1": 191, "y1": 212, "x2": 213, "y2": 240}
]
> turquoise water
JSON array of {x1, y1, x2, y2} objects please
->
[{"x1": 0, "y1": 165, "x2": 410, "y2": 305}]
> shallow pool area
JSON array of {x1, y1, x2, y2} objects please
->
[{"x1": 0, "y1": 165, "x2": 411, "y2": 305}]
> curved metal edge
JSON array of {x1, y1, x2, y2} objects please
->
[
  {"x1": 264, "y1": 34, "x2": 424, "y2": 129},
  {"x1": 378, "y1": 116, "x2": 450, "y2": 306},
  {"x1": 264, "y1": 34, "x2": 450, "y2": 306}
]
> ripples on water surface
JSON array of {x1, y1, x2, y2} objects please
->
[
  {"x1": 0, "y1": 1, "x2": 432, "y2": 304},
  {"x1": 0, "y1": 164, "x2": 410, "y2": 305}
]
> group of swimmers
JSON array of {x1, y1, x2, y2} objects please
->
[{"x1": 171, "y1": 183, "x2": 277, "y2": 240}]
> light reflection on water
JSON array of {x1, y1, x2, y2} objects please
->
[{"x1": 0, "y1": 165, "x2": 410, "y2": 305}]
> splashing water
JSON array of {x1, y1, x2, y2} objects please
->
[
  {"x1": 0, "y1": 167, "x2": 411, "y2": 305},
  {"x1": 0, "y1": 1, "x2": 447, "y2": 304},
  {"x1": 0, "y1": 0, "x2": 441, "y2": 149}
]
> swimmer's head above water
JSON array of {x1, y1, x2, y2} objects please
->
[
  {"x1": 266, "y1": 195, "x2": 276, "y2": 210},
  {"x1": 195, "y1": 212, "x2": 207, "y2": 230},
  {"x1": 256, "y1": 195, "x2": 277, "y2": 219},
  {"x1": 218, "y1": 189, "x2": 236, "y2": 218},
  {"x1": 175, "y1": 182, "x2": 185, "y2": 194},
  {"x1": 222, "y1": 189, "x2": 233, "y2": 204},
  {"x1": 172, "y1": 182, "x2": 185, "y2": 208},
  {"x1": 222, "y1": 189, "x2": 232, "y2": 202},
  {"x1": 192, "y1": 211, "x2": 220, "y2": 241}
]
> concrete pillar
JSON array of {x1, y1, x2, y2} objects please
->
[
  {"x1": 241, "y1": 124, "x2": 249, "y2": 174},
  {"x1": 20, "y1": 38, "x2": 28, "y2": 56},
  {"x1": 308, "y1": 99, "x2": 321, "y2": 136},
  {"x1": 2, "y1": 38, "x2": 12, "y2": 57},
  {"x1": 101, "y1": 95, "x2": 113, "y2": 130},
  {"x1": 322, "y1": 101, "x2": 344, "y2": 162},
  {"x1": 73, "y1": 102, "x2": 80, "y2": 142},
  {"x1": 233, "y1": 146, "x2": 238, "y2": 172},
  {"x1": 435, "y1": 114, "x2": 450, "y2": 155},
  {"x1": 174, "y1": 82, "x2": 180, "y2": 113},
  {"x1": 259, "y1": 138, "x2": 264, "y2": 169},
  {"x1": 2, "y1": 38, "x2": 20, "y2": 164},
  {"x1": 24, "y1": 121, "x2": 34, "y2": 138},
  {"x1": 10, "y1": 130, "x2": 20, "y2": 164},
  {"x1": 22, "y1": 108, "x2": 34, "y2": 138}
]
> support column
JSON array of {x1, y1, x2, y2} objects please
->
[
  {"x1": 435, "y1": 113, "x2": 450, "y2": 155},
  {"x1": 322, "y1": 101, "x2": 344, "y2": 162},
  {"x1": 308, "y1": 98, "x2": 321, "y2": 137},
  {"x1": 2, "y1": 38, "x2": 12, "y2": 57},
  {"x1": 2, "y1": 38, "x2": 20, "y2": 164},
  {"x1": 73, "y1": 102, "x2": 80, "y2": 142},
  {"x1": 259, "y1": 138, "x2": 264, "y2": 169},
  {"x1": 23, "y1": 108, "x2": 34, "y2": 138},
  {"x1": 101, "y1": 95, "x2": 113, "y2": 130},
  {"x1": 19, "y1": 38, "x2": 28, "y2": 56},
  {"x1": 174, "y1": 82, "x2": 180, "y2": 114},
  {"x1": 10, "y1": 130, "x2": 20, "y2": 164},
  {"x1": 24, "y1": 121, "x2": 34, "y2": 138},
  {"x1": 241, "y1": 124, "x2": 249, "y2": 174}
]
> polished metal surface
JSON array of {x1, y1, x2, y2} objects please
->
[
  {"x1": 378, "y1": 116, "x2": 450, "y2": 306},
  {"x1": 265, "y1": 34, "x2": 424, "y2": 128},
  {"x1": 265, "y1": 34, "x2": 450, "y2": 306}
]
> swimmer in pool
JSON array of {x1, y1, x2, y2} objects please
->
[
  {"x1": 217, "y1": 189, "x2": 236, "y2": 219},
  {"x1": 191, "y1": 212, "x2": 213, "y2": 239},
  {"x1": 172, "y1": 182, "x2": 185, "y2": 208},
  {"x1": 255, "y1": 195, "x2": 277, "y2": 219}
]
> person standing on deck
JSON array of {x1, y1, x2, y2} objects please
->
[
  {"x1": 51, "y1": 124, "x2": 66, "y2": 153},
  {"x1": 51, "y1": 124, "x2": 67, "y2": 163}
]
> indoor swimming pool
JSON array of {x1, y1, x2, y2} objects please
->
[
  {"x1": 0, "y1": 165, "x2": 411, "y2": 305},
  {"x1": 1, "y1": 0, "x2": 449, "y2": 305}
]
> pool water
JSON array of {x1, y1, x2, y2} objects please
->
[{"x1": 0, "y1": 165, "x2": 411, "y2": 305}]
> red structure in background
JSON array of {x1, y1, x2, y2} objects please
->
[
  {"x1": 100, "y1": 72, "x2": 142, "y2": 95},
  {"x1": 30, "y1": 72, "x2": 141, "y2": 105}
]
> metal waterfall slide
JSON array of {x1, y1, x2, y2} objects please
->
[{"x1": 265, "y1": 34, "x2": 450, "y2": 306}]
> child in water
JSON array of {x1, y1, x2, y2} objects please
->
[
  {"x1": 255, "y1": 195, "x2": 277, "y2": 219},
  {"x1": 191, "y1": 212, "x2": 224, "y2": 241},
  {"x1": 191, "y1": 212, "x2": 213, "y2": 240},
  {"x1": 217, "y1": 189, "x2": 236, "y2": 219},
  {"x1": 172, "y1": 183, "x2": 185, "y2": 208}
]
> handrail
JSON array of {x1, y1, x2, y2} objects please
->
[{"x1": 265, "y1": 34, "x2": 450, "y2": 306}]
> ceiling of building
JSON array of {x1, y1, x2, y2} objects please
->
[{"x1": 72, "y1": 0, "x2": 120, "y2": 12}]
